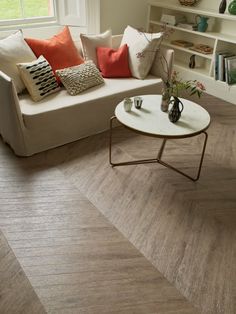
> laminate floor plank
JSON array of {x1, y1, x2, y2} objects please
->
[
  {"x1": 0, "y1": 93, "x2": 235, "y2": 313},
  {"x1": 50, "y1": 95, "x2": 236, "y2": 314},
  {"x1": 0, "y1": 149, "x2": 197, "y2": 313},
  {"x1": 0, "y1": 231, "x2": 46, "y2": 314}
]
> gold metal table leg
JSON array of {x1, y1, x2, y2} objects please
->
[{"x1": 109, "y1": 116, "x2": 208, "y2": 181}]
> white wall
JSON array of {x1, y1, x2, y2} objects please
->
[{"x1": 100, "y1": 0, "x2": 149, "y2": 35}]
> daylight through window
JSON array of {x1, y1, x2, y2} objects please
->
[{"x1": 0, "y1": 0, "x2": 56, "y2": 26}]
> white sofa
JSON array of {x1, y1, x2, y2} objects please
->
[{"x1": 0, "y1": 35, "x2": 174, "y2": 156}]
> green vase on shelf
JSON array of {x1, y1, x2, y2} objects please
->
[{"x1": 228, "y1": 0, "x2": 236, "y2": 14}]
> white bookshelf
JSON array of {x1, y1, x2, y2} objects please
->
[{"x1": 147, "y1": 0, "x2": 236, "y2": 104}]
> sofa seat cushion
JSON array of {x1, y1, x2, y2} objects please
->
[{"x1": 19, "y1": 75, "x2": 161, "y2": 127}]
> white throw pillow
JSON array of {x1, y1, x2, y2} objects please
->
[
  {"x1": 121, "y1": 25, "x2": 162, "y2": 79},
  {"x1": 0, "y1": 30, "x2": 36, "y2": 93},
  {"x1": 80, "y1": 29, "x2": 112, "y2": 67},
  {"x1": 17, "y1": 56, "x2": 60, "y2": 102},
  {"x1": 56, "y1": 61, "x2": 104, "y2": 96}
]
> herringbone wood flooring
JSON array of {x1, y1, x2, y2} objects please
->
[
  {"x1": 0, "y1": 230, "x2": 46, "y2": 313},
  {"x1": 0, "y1": 92, "x2": 235, "y2": 313},
  {"x1": 0, "y1": 147, "x2": 197, "y2": 313}
]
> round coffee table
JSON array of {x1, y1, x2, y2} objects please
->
[{"x1": 109, "y1": 94, "x2": 211, "y2": 181}]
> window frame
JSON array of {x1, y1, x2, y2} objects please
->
[
  {"x1": 0, "y1": 0, "x2": 57, "y2": 28},
  {"x1": 0, "y1": 0, "x2": 99, "y2": 35}
]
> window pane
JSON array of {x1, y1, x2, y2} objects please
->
[
  {"x1": 0, "y1": 0, "x2": 21, "y2": 20},
  {"x1": 23, "y1": 0, "x2": 54, "y2": 18}
]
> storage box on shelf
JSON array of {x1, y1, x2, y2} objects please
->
[{"x1": 147, "y1": 0, "x2": 236, "y2": 104}]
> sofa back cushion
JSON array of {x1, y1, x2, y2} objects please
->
[
  {"x1": 74, "y1": 34, "x2": 122, "y2": 60},
  {"x1": 25, "y1": 26, "x2": 84, "y2": 80},
  {"x1": 121, "y1": 25, "x2": 162, "y2": 80},
  {"x1": 80, "y1": 30, "x2": 112, "y2": 67},
  {"x1": 97, "y1": 44, "x2": 131, "y2": 78},
  {"x1": 0, "y1": 30, "x2": 36, "y2": 93}
]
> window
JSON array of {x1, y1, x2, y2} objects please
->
[
  {"x1": 0, "y1": 0, "x2": 100, "y2": 34},
  {"x1": 0, "y1": 0, "x2": 56, "y2": 26}
]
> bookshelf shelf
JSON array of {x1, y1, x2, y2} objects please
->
[
  {"x1": 148, "y1": 1, "x2": 236, "y2": 22},
  {"x1": 147, "y1": 0, "x2": 236, "y2": 104},
  {"x1": 150, "y1": 21, "x2": 236, "y2": 44},
  {"x1": 163, "y1": 42, "x2": 213, "y2": 60},
  {"x1": 175, "y1": 61, "x2": 210, "y2": 77}
]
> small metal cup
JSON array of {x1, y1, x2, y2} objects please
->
[{"x1": 134, "y1": 96, "x2": 143, "y2": 109}]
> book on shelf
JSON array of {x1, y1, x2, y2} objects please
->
[
  {"x1": 225, "y1": 56, "x2": 236, "y2": 84},
  {"x1": 177, "y1": 22, "x2": 197, "y2": 31},
  {"x1": 160, "y1": 14, "x2": 186, "y2": 26},
  {"x1": 215, "y1": 52, "x2": 228, "y2": 80},
  {"x1": 214, "y1": 53, "x2": 219, "y2": 80},
  {"x1": 214, "y1": 52, "x2": 236, "y2": 85},
  {"x1": 218, "y1": 53, "x2": 233, "y2": 81},
  {"x1": 227, "y1": 56, "x2": 236, "y2": 85}
]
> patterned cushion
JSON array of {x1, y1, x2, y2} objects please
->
[
  {"x1": 121, "y1": 25, "x2": 162, "y2": 79},
  {"x1": 17, "y1": 55, "x2": 60, "y2": 102},
  {"x1": 56, "y1": 61, "x2": 104, "y2": 96}
]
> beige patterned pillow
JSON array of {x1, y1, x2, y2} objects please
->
[
  {"x1": 56, "y1": 61, "x2": 104, "y2": 96},
  {"x1": 121, "y1": 25, "x2": 162, "y2": 79},
  {"x1": 17, "y1": 55, "x2": 60, "y2": 102}
]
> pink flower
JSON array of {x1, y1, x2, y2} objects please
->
[
  {"x1": 196, "y1": 82, "x2": 206, "y2": 91},
  {"x1": 171, "y1": 71, "x2": 178, "y2": 81}
]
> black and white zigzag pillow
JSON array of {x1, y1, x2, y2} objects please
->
[{"x1": 17, "y1": 55, "x2": 60, "y2": 102}]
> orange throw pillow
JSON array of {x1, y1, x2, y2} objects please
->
[
  {"x1": 25, "y1": 26, "x2": 84, "y2": 80},
  {"x1": 96, "y1": 44, "x2": 131, "y2": 78}
]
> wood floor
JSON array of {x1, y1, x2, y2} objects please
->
[
  {"x1": 0, "y1": 147, "x2": 197, "y2": 313},
  {"x1": 0, "y1": 92, "x2": 235, "y2": 313},
  {"x1": 0, "y1": 230, "x2": 46, "y2": 313}
]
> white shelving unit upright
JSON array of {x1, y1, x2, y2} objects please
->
[{"x1": 147, "y1": 0, "x2": 236, "y2": 104}]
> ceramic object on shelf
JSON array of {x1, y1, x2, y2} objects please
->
[
  {"x1": 228, "y1": 0, "x2": 236, "y2": 14},
  {"x1": 195, "y1": 15, "x2": 209, "y2": 32},
  {"x1": 219, "y1": 0, "x2": 227, "y2": 13},
  {"x1": 179, "y1": 0, "x2": 199, "y2": 6},
  {"x1": 189, "y1": 55, "x2": 196, "y2": 69}
]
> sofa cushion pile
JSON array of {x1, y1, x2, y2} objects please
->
[{"x1": 0, "y1": 26, "x2": 162, "y2": 102}]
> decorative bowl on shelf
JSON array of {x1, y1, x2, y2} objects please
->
[{"x1": 178, "y1": 0, "x2": 199, "y2": 6}]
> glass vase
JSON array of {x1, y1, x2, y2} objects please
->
[
  {"x1": 161, "y1": 82, "x2": 171, "y2": 112},
  {"x1": 161, "y1": 93, "x2": 170, "y2": 112}
]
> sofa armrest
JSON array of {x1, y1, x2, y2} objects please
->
[
  {"x1": 150, "y1": 48, "x2": 174, "y2": 82},
  {"x1": 0, "y1": 71, "x2": 27, "y2": 155}
]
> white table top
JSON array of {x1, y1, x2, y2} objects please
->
[{"x1": 115, "y1": 95, "x2": 211, "y2": 138}]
